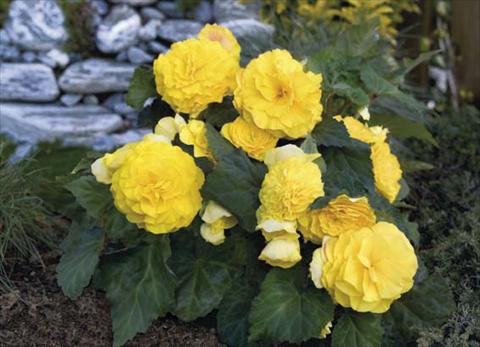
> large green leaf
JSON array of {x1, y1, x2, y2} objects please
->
[
  {"x1": 57, "y1": 221, "x2": 104, "y2": 299},
  {"x1": 332, "y1": 312, "x2": 383, "y2": 347},
  {"x1": 249, "y1": 266, "x2": 335, "y2": 344},
  {"x1": 96, "y1": 237, "x2": 176, "y2": 347},
  {"x1": 361, "y1": 66, "x2": 398, "y2": 96},
  {"x1": 387, "y1": 273, "x2": 455, "y2": 337},
  {"x1": 171, "y1": 234, "x2": 239, "y2": 321},
  {"x1": 199, "y1": 97, "x2": 238, "y2": 127},
  {"x1": 217, "y1": 281, "x2": 258, "y2": 347},
  {"x1": 322, "y1": 146, "x2": 374, "y2": 197},
  {"x1": 369, "y1": 113, "x2": 437, "y2": 146},
  {"x1": 202, "y1": 149, "x2": 267, "y2": 232},
  {"x1": 125, "y1": 66, "x2": 157, "y2": 111},
  {"x1": 332, "y1": 82, "x2": 370, "y2": 107},
  {"x1": 205, "y1": 122, "x2": 235, "y2": 161},
  {"x1": 64, "y1": 176, "x2": 110, "y2": 219},
  {"x1": 312, "y1": 117, "x2": 370, "y2": 149}
]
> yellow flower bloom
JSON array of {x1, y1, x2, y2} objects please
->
[
  {"x1": 259, "y1": 157, "x2": 324, "y2": 221},
  {"x1": 154, "y1": 114, "x2": 186, "y2": 141},
  {"x1": 309, "y1": 247, "x2": 324, "y2": 289},
  {"x1": 258, "y1": 234, "x2": 302, "y2": 269},
  {"x1": 298, "y1": 195, "x2": 376, "y2": 240},
  {"x1": 91, "y1": 143, "x2": 137, "y2": 184},
  {"x1": 263, "y1": 144, "x2": 320, "y2": 168},
  {"x1": 319, "y1": 321, "x2": 333, "y2": 339},
  {"x1": 335, "y1": 115, "x2": 388, "y2": 144},
  {"x1": 256, "y1": 206, "x2": 297, "y2": 241},
  {"x1": 234, "y1": 49, "x2": 323, "y2": 139},
  {"x1": 320, "y1": 222, "x2": 418, "y2": 313},
  {"x1": 178, "y1": 119, "x2": 214, "y2": 161},
  {"x1": 198, "y1": 24, "x2": 241, "y2": 62},
  {"x1": 200, "y1": 201, "x2": 238, "y2": 245},
  {"x1": 153, "y1": 37, "x2": 239, "y2": 116},
  {"x1": 371, "y1": 141, "x2": 402, "y2": 203},
  {"x1": 110, "y1": 139, "x2": 204, "y2": 234},
  {"x1": 221, "y1": 116, "x2": 278, "y2": 160}
]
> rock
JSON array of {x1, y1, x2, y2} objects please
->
[
  {"x1": 9, "y1": 143, "x2": 35, "y2": 163},
  {"x1": 46, "y1": 49, "x2": 70, "y2": 68},
  {"x1": 102, "y1": 93, "x2": 134, "y2": 115},
  {"x1": 157, "y1": 1, "x2": 183, "y2": 19},
  {"x1": 91, "y1": 128, "x2": 149, "y2": 151},
  {"x1": 141, "y1": 7, "x2": 165, "y2": 20},
  {"x1": 0, "y1": 103, "x2": 124, "y2": 144},
  {"x1": 157, "y1": 20, "x2": 202, "y2": 42},
  {"x1": 109, "y1": 0, "x2": 157, "y2": 5},
  {"x1": 0, "y1": 63, "x2": 59, "y2": 102},
  {"x1": 22, "y1": 51, "x2": 37, "y2": 63},
  {"x1": 83, "y1": 95, "x2": 100, "y2": 105},
  {"x1": 0, "y1": 29, "x2": 11, "y2": 44},
  {"x1": 37, "y1": 54, "x2": 57, "y2": 68},
  {"x1": 61, "y1": 93, "x2": 83, "y2": 107},
  {"x1": 138, "y1": 20, "x2": 162, "y2": 41},
  {"x1": 127, "y1": 46, "x2": 154, "y2": 64},
  {"x1": 0, "y1": 44, "x2": 20, "y2": 62},
  {"x1": 213, "y1": 0, "x2": 260, "y2": 22},
  {"x1": 91, "y1": 0, "x2": 109, "y2": 15},
  {"x1": 4, "y1": 0, "x2": 67, "y2": 51},
  {"x1": 221, "y1": 19, "x2": 274, "y2": 44},
  {"x1": 115, "y1": 51, "x2": 128, "y2": 62},
  {"x1": 96, "y1": 5, "x2": 141, "y2": 53},
  {"x1": 58, "y1": 59, "x2": 135, "y2": 93},
  {"x1": 194, "y1": 1, "x2": 213, "y2": 23},
  {"x1": 147, "y1": 41, "x2": 168, "y2": 54}
]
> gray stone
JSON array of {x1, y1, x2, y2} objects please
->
[
  {"x1": 91, "y1": 0, "x2": 109, "y2": 15},
  {"x1": 102, "y1": 93, "x2": 134, "y2": 115},
  {"x1": 60, "y1": 93, "x2": 83, "y2": 107},
  {"x1": 109, "y1": 0, "x2": 157, "y2": 5},
  {"x1": 213, "y1": 0, "x2": 260, "y2": 22},
  {"x1": 59, "y1": 59, "x2": 135, "y2": 94},
  {"x1": 194, "y1": 1, "x2": 213, "y2": 23},
  {"x1": 139, "y1": 20, "x2": 162, "y2": 41},
  {"x1": 96, "y1": 5, "x2": 141, "y2": 53},
  {"x1": 46, "y1": 49, "x2": 70, "y2": 68},
  {"x1": 4, "y1": 0, "x2": 67, "y2": 51},
  {"x1": 141, "y1": 7, "x2": 165, "y2": 20},
  {"x1": 127, "y1": 46, "x2": 154, "y2": 64},
  {"x1": 37, "y1": 53, "x2": 57, "y2": 68},
  {"x1": 83, "y1": 95, "x2": 100, "y2": 105},
  {"x1": 115, "y1": 51, "x2": 128, "y2": 62},
  {"x1": 221, "y1": 19, "x2": 274, "y2": 44},
  {"x1": 0, "y1": 29, "x2": 10, "y2": 44},
  {"x1": 147, "y1": 41, "x2": 168, "y2": 54},
  {"x1": 157, "y1": 20, "x2": 202, "y2": 42},
  {"x1": 92, "y1": 128, "x2": 149, "y2": 151},
  {"x1": 0, "y1": 63, "x2": 59, "y2": 102},
  {"x1": 157, "y1": 1, "x2": 183, "y2": 19},
  {"x1": 0, "y1": 44, "x2": 20, "y2": 62},
  {"x1": 22, "y1": 51, "x2": 37, "y2": 63},
  {"x1": 0, "y1": 103, "x2": 124, "y2": 144}
]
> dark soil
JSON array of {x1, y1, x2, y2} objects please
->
[{"x1": 0, "y1": 250, "x2": 221, "y2": 347}]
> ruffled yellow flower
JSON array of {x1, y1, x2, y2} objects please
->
[
  {"x1": 153, "y1": 37, "x2": 239, "y2": 116},
  {"x1": 258, "y1": 234, "x2": 302, "y2": 269},
  {"x1": 91, "y1": 143, "x2": 135, "y2": 184},
  {"x1": 154, "y1": 114, "x2": 186, "y2": 141},
  {"x1": 309, "y1": 247, "x2": 324, "y2": 288},
  {"x1": 234, "y1": 49, "x2": 323, "y2": 139},
  {"x1": 221, "y1": 117, "x2": 278, "y2": 160},
  {"x1": 335, "y1": 115, "x2": 388, "y2": 144},
  {"x1": 298, "y1": 195, "x2": 376, "y2": 240},
  {"x1": 178, "y1": 119, "x2": 214, "y2": 161},
  {"x1": 198, "y1": 24, "x2": 240, "y2": 62},
  {"x1": 256, "y1": 206, "x2": 297, "y2": 241},
  {"x1": 259, "y1": 156, "x2": 324, "y2": 221},
  {"x1": 110, "y1": 139, "x2": 204, "y2": 234},
  {"x1": 320, "y1": 222, "x2": 418, "y2": 313},
  {"x1": 200, "y1": 201, "x2": 238, "y2": 245},
  {"x1": 371, "y1": 142, "x2": 402, "y2": 203},
  {"x1": 263, "y1": 144, "x2": 320, "y2": 168}
]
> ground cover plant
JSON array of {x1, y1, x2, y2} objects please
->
[{"x1": 55, "y1": 18, "x2": 457, "y2": 347}]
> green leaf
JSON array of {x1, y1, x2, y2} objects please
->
[
  {"x1": 332, "y1": 312, "x2": 383, "y2": 347},
  {"x1": 202, "y1": 149, "x2": 267, "y2": 232},
  {"x1": 300, "y1": 135, "x2": 319, "y2": 154},
  {"x1": 370, "y1": 96, "x2": 425, "y2": 123},
  {"x1": 369, "y1": 113, "x2": 438, "y2": 146},
  {"x1": 57, "y1": 222, "x2": 104, "y2": 299},
  {"x1": 199, "y1": 97, "x2": 238, "y2": 127},
  {"x1": 332, "y1": 82, "x2": 370, "y2": 107},
  {"x1": 205, "y1": 122, "x2": 235, "y2": 161},
  {"x1": 137, "y1": 98, "x2": 175, "y2": 131},
  {"x1": 103, "y1": 206, "x2": 137, "y2": 240},
  {"x1": 125, "y1": 66, "x2": 157, "y2": 111},
  {"x1": 361, "y1": 66, "x2": 398, "y2": 96},
  {"x1": 398, "y1": 50, "x2": 441, "y2": 77},
  {"x1": 249, "y1": 266, "x2": 335, "y2": 343},
  {"x1": 217, "y1": 281, "x2": 258, "y2": 347},
  {"x1": 96, "y1": 237, "x2": 176, "y2": 347},
  {"x1": 387, "y1": 273, "x2": 455, "y2": 337},
  {"x1": 171, "y1": 235, "x2": 237, "y2": 321},
  {"x1": 64, "y1": 176, "x2": 110, "y2": 219},
  {"x1": 312, "y1": 117, "x2": 370, "y2": 149},
  {"x1": 400, "y1": 159, "x2": 435, "y2": 173},
  {"x1": 322, "y1": 146, "x2": 375, "y2": 197}
]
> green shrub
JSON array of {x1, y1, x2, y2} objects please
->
[{"x1": 58, "y1": 0, "x2": 96, "y2": 55}]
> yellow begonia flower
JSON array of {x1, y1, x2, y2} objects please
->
[
  {"x1": 154, "y1": 114, "x2": 186, "y2": 141},
  {"x1": 258, "y1": 234, "x2": 302, "y2": 269},
  {"x1": 153, "y1": 37, "x2": 239, "y2": 116},
  {"x1": 371, "y1": 142, "x2": 402, "y2": 203},
  {"x1": 321, "y1": 222, "x2": 418, "y2": 313},
  {"x1": 178, "y1": 119, "x2": 214, "y2": 161},
  {"x1": 335, "y1": 115, "x2": 388, "y2": 144},
  {"x1": 234, "y1": 49, "x2": 323, "y2": 139},
  {"x1": 319, "y1": 321, "x2": 333, "y2": 339},
  {"x1": 110, "y1": 139, "x2": 204, "y2": 234},
  {"x1": 309, "y1": 247, "x2": 324, "y2": 289},
  {"x1": 298, "y1": 195, "x2": 376, "y2": 240},
  {"x1": 358, "y1": 106, "x2": 370, "y2": 121},
  {"x1": 91, "y1": 142, "x2": 136, "y2": 184},
  {"x1": 221, "y1": 116, "x2": 278, "y2": 160},
  {"x1": 256, "y1": 206, "x2": 297, "y2": 241},
  {"x1": 259, "y1": 157, "x2": 324, "y2": 221},
  {"x1": 263, "y1": 144, "x2": 320, "y2": 168},
  {"x1": 198, "y1": 24, "x2": 241, "y2": 62},
  {"x1": 200, "y1": 201, "x2": 238, "y2": 245}
]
